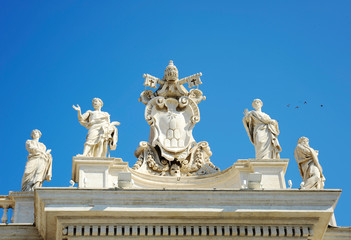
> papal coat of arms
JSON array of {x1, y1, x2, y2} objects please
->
[{"x1": 132, "y1": 61, "x2": 219, "y2": 176}]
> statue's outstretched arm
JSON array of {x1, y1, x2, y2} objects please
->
[
  {"x1": 72, "y1": 104, "x2": 83, "y2": 120},
  {"x1": 73, "y1": 105, "x2": 90, "y2": 127},
  {"x1": 111, "y1": 121, "x2": 120, "y2": 126}
]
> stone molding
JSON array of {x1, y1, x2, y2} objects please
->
[
  {"x1": 62, "y1": 224, "x2": 313, "y2": 239},
  {"x1": 131, "y1": 158, "x2": 289, "y2": 189},
  {"x1": 323, "y1": 226, "x2": 351, "y2": 239},
  {"x1": 70, "y1": 158, "x2": 289, "y2": 190},
  {"x1": 34, "y1": 188, "x2": 340, "y2": 240},
  {"x1": 0, "y1": 224, "x2": 42, "y2": 239}
]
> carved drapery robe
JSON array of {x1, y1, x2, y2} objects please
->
[
  {"x1": 21, "y1": 140, "x2": 52, "y2": 191},
  {"x1": 294, "y1": 143, "x2": 325, "y2": 189},
  {"x1": 79, "y1": 110, "x2": 118, "y2": 157},
  {"x1": 243, "y1": 110, "x2": 281, "y2": 159}
]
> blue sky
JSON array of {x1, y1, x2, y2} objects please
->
[{"x1": 1, "y1": 1, "x2": 350, "y2": 226}]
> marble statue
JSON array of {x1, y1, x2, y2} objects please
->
[
  {"x1": 294, "y1": 137, "x2": 325, "y2": 189},
  {"x1": 73, "y1": 98, "x2": 120, "y2": 157},
  {"x1": 132, "y1": 61, "x2": 219, "y2": 176},
  {"x1": 243, "y1": 99, "x2": 281, "y2": 159},
  {"x1": 21, "y1": 129, "x2": 53, "y2": 191}
]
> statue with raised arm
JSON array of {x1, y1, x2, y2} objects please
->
[
  {"x1": 21, "y1": 129, "x2": 53, "y2": 191},
  {"x1": 73, "y1": 98, "x2": 120, "y2": 157},
  {"x1": 243, "y1": 99, "x2": 281, "y2": 159},
  {"x1": 294, "y1": 137, "x2": 325, "y2": 189}
]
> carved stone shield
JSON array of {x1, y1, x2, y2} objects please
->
[{"x1": 146, "y1": 97, "x2": 198, "y2": 160}]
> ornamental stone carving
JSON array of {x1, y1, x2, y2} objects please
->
[
  {"x1": 243, "y1": 99, "x2": 281, "y2": 159},
  {"x1": 294, "y1": 137, "x2": 325, "y2": 189},
  {"x1": 73, "y1": 98, "x2": 120, "y2": 157},
  {"x1": 133, "y1": 61, "x2": 219, "y2": 176},
  {"x1": 21, "y1": 129, "x2": 53, "y2": 191}
]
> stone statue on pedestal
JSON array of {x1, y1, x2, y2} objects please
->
[
  {"x1": 132, "y1": 61, "x2": 219, "y2": 176},
  {"x1": 21, "y1": 129, "x2": 52, "y2": 191},
  {"x1": 243, "y1": 99, "x2": 281, "y2": 159},
  {"x1": 73, "y1": 98, "x2": 120, "y2": 157},
  {"x1": 294, "y1": 137, "x2": 325, "y2": 189}
]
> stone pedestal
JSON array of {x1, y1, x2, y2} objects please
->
[
  {"x1": 9, "y1": 191, "x2": 34, "y2": 223},
  {"x1": 234, "y1": 158, "x2": 289, "y2": 189},
  {"x1": 72, "y1": 156, "x2": 129, "y2": 189}
]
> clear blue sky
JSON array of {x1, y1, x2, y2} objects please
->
[{"x1": 1, "y1": 1, "x2": 350, "y2": 226}]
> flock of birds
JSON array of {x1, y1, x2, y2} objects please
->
[{"x1": 286, "y1": 101, "x2": 324, "y2": 109}]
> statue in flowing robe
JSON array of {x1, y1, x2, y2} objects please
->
[
  {"x1": 73, "y1": 98, "x2": 120, "y2": 157},
  {"x1": 21, "y1": 129, "x2": 52, "y2": 191},
  {"x1": 294, "y1": 137, "x2": 325, "y2": 189},
  {"x1": 243, "y1": 99, "x2": 281, "y2": 159}
]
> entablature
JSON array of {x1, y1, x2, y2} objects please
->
[{"x1": 34, "y1": 188, "x2": 340, "y2": 240}]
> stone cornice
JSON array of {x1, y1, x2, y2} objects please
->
[{"x1": 34, "y1": 188, "x2": 341, "y2": 240}]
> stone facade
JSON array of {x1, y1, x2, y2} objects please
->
[{"x1": 1, "y1": 166, "x2": 350, "y2": 239}]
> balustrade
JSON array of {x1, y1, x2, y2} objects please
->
[{"x1": 0, "y1": 195, "x2": 14, "y2": 224}]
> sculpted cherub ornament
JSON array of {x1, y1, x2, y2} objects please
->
[
  {"x1": 73, "y1": 98, "x2": 120, "y2": 157},
  {"x1": 132, "y1": 61, "x2": 219, "y2": 176}
]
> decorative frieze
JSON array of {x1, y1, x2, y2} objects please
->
[{"x1": 62, "y1": 224, "x2": 313, "y2": 238}]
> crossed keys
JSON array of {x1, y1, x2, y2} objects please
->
[{"x1": 143, "y1": 72, "x2": 203, "y2": 89}]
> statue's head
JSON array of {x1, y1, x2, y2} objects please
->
[
  {"x1": 252, "y1": 99, "x2": 263, "y2": 110},
  {"x1": 164, "y1": 60, "x2": 178, "y2": 82},
  {"x1": 31, "y1": 129, "x2": 42, "y2": 139},
  {"x1": 170, "y1": 163, "x2": 180, "y2": 176},
  {"x1": 92, "y1": 98, "x2": 103, "y2": 110},
  {"x1": 298, "y1": 136, "x2": 309, "y2": 145}
]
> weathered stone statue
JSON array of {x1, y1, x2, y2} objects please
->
[
  {"x1": 21, "y1": 129, "x2": 53, "y2": 191},
  {"x1": 132, "y1": 61, "x2": 219, "y2": 176},
  {"x1": 73, "y1": 98, "x2": 120, "y2": 157},
  {"x1": 243, "y1": 99, "x2": 281, "y2": 159},
  {"x1": 294, "y1": 137, "x2": 325, "y2": 189}
]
